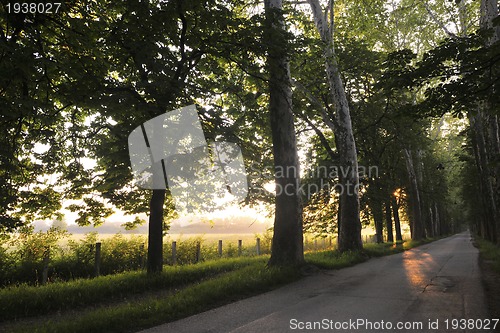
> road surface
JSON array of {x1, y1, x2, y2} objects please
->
[{"x1": 139, "y1": 232, "x2": 491, "y2": 332}]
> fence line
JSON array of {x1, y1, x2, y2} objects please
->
[{"x1": 36, "y1": 234, "x2": 385, "y2": 282}]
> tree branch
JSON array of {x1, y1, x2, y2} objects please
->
[
  {"x1": 422, "y1": 1, "x2": 457, "y2": 39},
  {"x1": 291, "y1": 78, "x2": 338, "y2": 132},
  {"x1": 298, "y1": 112, "x2": 338, "y2": 161}
]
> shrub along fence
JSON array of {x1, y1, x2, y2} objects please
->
[
  {"x1": 0, "y1": 230, "x2": 381, "y2": 287},
  {"x1": 0, "y1": 233, "x2": 277, "y2": 286}
]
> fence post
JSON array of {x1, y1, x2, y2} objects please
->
[
  {"x1": 94, "y1": 242, "x2": 101, "y2": 277},
  {"x1": 218, "y1": 240, "x2": 223, "y2": 257},
  {"x1": 42, "y1": 248, "x2": 50, "y2": 285},
  {"x1": 256, "y1": 238, "x2": 261, "y2": 255},
  {"x1": 329, "y1": 236, "x2": 332, "y2": 247},
  {"x1": 172, "y1": 241, "x2": 177, "y2": 265},
  {"x1": 238, "y1": 240, "x2": 242, "y2": 256},
  {"x1": 195, "y1": 242, "x2": 201, "y2": 263},
  {"x1": 314, "y1": 239, "x2": 318, "y2": 250}
]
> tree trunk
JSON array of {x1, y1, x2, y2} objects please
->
[
  {"x1": 265, "y1": 0, "x2": 304, "y2": 267},
  {"x1": 403, "y1": 148, "x2": 425, "y2": 240},
  {"x1": 392, "y1": 197, "x2": 403, "y2": 242},
  {"x1": 491, "y1": 116, "x2": 500, "y2": 243},
  {"x1": 477, "y1": 0, "x2": 500, "y2": 243},
  {"x1": 424, "y1": 203, "x2": 434, "y2": 238},
  {"x1": 470, "y1": 111, "x2": 498, "y2": 242},
  {"x1": 415, "y1": 150, "x2": 433, "y2": 238},
  {"x1": 307, "y1": 0, "x2": 362, "y2": 252},
  {"x1": 434, "y1": 202, "x2": 441, "y2": 236},
  {"x1": 371, "y1": 202, "x2": 384, "y2": 243},
  {"x1": 147, "y1": 189, "x2": 165, "y2": 274},
  {"x1": 385, "y1": 201, "x2": 394, "y2": 243}
]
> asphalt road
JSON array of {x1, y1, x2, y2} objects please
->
[{"x1": 139, "y1": 231, "x2": 491, "y2": 333}]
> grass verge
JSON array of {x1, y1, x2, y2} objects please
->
[
  {"x1": 9, "y1": 264, "x2": 300, "y2": 333},
  {"x1": 0, "y1": 256, "x2": 264, "y2": 321},
  {"x1": 305, "y1": 237, "x2": 437, "y2": 269},
  {"x1": 475, "y1": 237, "x2": 500, "y2": 273},
  {"x1": 474, "y1": 236, "x2": 500, "y2": 320},
  {"x1": 3, "y1": 237, "x2": 440, "y2": 333}
]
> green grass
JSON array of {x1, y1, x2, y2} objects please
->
[
  {"x1": 305, "y1": 249, "x2": 367, "y2": 269},
  {"x1": 304, "y1": 238, "x2": 437, "y2": 269},
  {"x1": 8, "y1": 263, "x2": 300, "y2": 333},
  {"x1": 0, "y1": 256, "x2": 265, "y2": 321},
  {"x1": 475, "y1": 237, "x2": 500, "y2": 273}
]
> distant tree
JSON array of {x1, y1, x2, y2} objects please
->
[{"x1": 51, "y1": 216, "x2": 68, "y2": 231}]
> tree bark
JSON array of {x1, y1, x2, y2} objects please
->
[
  {"x1": 491, "y1": 116, "x2": 500, "y2": 243},
  {"x1": 403, "y1": 148, "x2": 425, "y2": 240},
  {"x1": 307, "y1": 0, "x2": 362, "y2": 252},
  {"x1": 147, "y1": 189, "x2": 165, "y2": 274},
  {"x1": 385, "y1": 201, "x2": 394, "y2": 243},
  {"x1": 415, "y1": 150, "x2": 434, "y2": 238},
  {"x1": 371, "y1": 202, "x2": 384, "y2": 243},
  {"x1": 265, "y1": 0, "x2": 304, "y2": 267},
  {"x1": 392, "y1": 197, "x2": 403, "y2": 242},
  {"x1": 434, "y1": 202, "x2": 441, "y2": 236},
  {"x1": 470, "y1": 113, "x2": 493, "y2": 240},
  {"x1": 477, "y1": 0, "x2": 500, "y2": 243}
]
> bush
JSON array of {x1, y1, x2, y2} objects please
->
[
  {"x1": 164, "y1": 235, "x2": 206, "y2": 264},
  {"x1": 100, "y1": 234, "x2": 146, "y2": 274},
  {"x1": 3, "y1": 227, "x2": 68, "y2": 285}
]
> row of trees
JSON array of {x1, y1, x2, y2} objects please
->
[{"x1": 1, "y1": 0, "x2": 498, "y2": 270}]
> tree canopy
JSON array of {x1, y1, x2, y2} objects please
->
[{"x1": 1, "y1": 0, "x2": 499, "y2": 266}]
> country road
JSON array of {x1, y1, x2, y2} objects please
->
[{"x1": 139, "y1": 232, "x2": 491, "y2": 333}]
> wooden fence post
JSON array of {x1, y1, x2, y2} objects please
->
[
  {"x1": 238, "y1": 240, "x2": 242, "y2": 256},
  {"x1": 172, "y1": 241, "x2": 177, "y2": 265},
  {"x1": 94, "y1": 242, "x2": 101, "y2": 277},
  {"x1": 218, "y1": 240, "x2": 223, "y2": 257},
  {"x1": 256, "y1": 238, "x2": 261, "y2": 255}
]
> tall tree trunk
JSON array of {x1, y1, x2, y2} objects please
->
[
  {"x1": 265, "y1": 0, "x2": 304, "y2": 267},
  {"x1": 470, "y1": 111, "x2": 498, "y2": 242},
  {"x1": 434, "y1": 202, "x2": 441, "y2": 236},
  {"x1": 392, "y1": 197, "x2": 403, "y2": 242},
  {"x1": 307, "y1": 0, "x2": 362, "y2": 252},
  {"x1": 371, "y1": 202, "x2": 384, "y2": 243},
  {"x1": 415, "y1": 150, "x2": 433, "y2": 238},
  {"x1": 491, "y1": 116, "x2": 500, "y2": 243},
  {"x1": 478, "y1": 0, "x2": 500, "y2": 243},
  {"x1": 403, "y1": 148, "x2": 425, "y2": 240},
  {"x1": 147, "y1": 189, "x2": 165, "y2": 274},
  {"x1": 470, "y1": 114, "x2": 493, "y2": 240},
  {"x1": 385, "y1": 201, "x2": 394, "y2": 243},
  {"x1": 424, "y1": 204, "x2": 434, "y2": 238}
]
